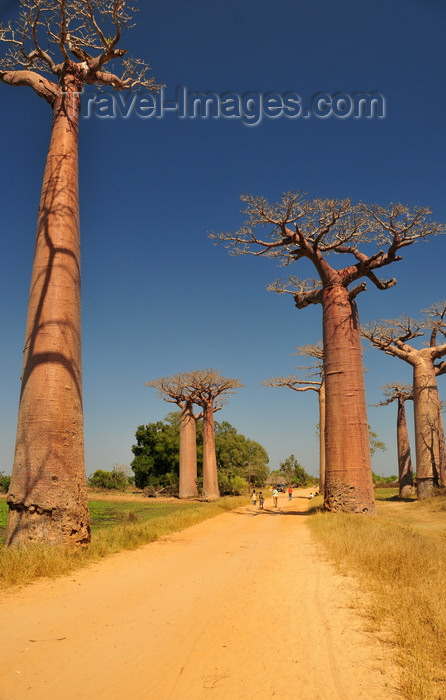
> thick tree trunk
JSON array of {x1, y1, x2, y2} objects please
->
[
  {"x1": 396, "y1": 398, "x2": 414, "y2": 498},
  {"x1": 202, "y1": 403, "x2": 219, "y2": 501},
  {"x1": 179, "y1": 402, "x2": 198, "y2": 499},
  {"x1": 413, "y1": 358, "x2": 441, "y2": 499},
  {"x1": 319, "y1": 380, "x2": 326, "y2": 493},
  {"x1": 322, "y1": 284, "x2": 375, "y2": 514},
  {"x1": 438, "y1": 410, "x2": 446, "y2": 488},
  {"x1": 6, "y1": 84, "x2": 90, "y2": 546}
]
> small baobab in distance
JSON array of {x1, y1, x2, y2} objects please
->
[
  {"x1": 190, "y1": 369, "x2": 244, "y2": 501},
  {"x1": 146, "y1": 372, "x2": 204, "y2": 500},
  {"x1": 373, "y1": 384, "x2": 414, "y2": 498}
]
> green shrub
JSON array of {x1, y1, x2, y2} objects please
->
[
  {"x1": 88, "y1": 468, "x2": 128, "y2": 491},
  {"x1": 218, "y1": 471, "x2": 248, "y2": 495},
  {"x1": 0, "y1": 473, "x2": 11, "y2": 494}
]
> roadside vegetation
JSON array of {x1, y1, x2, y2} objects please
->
[
  {"x1": 0, "y1": 472, "x2": 11, "y2": 493},
  {"x1": 308, "y1": 491, "x2": 446, "y2": 700},
  {"x1": 0, "y1": 494, "x2": 248, "y2": 591}
]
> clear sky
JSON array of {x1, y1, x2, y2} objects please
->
[{"x1": 0, "y1": 0, "x2": 445, "y2": 479}]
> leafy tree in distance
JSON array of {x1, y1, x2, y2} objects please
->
[
  {"x1": 278, "y1": 455, "x2": 313, "y2": 487},
  {"x1": 0, "y1": 473, "x2": 11, "y2": 494},
  {"x1": 371, "y1": 473, "x2": 399, "y2": 485},
  {"x1": 212, "y1": 192, "x2": 446, "y2": 514},
  {"x1": 368, "y1": 428, "x2": 387, "y2": 457},
  {"x1": 0, "y1": 1, "x2": 162, "y2": 547},
  {"x1": 215, "y1": 421, "x2": 269, "y2": 489},
  {"x1": 88, "y1": 468, "x2": 128, "y2": 491},
  {"x1": 131, "y1": 414, "x2": 181, "y2": 490}
]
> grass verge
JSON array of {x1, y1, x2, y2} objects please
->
[
  {"x1": 307, "y1": 498, "x2": 446, "y2": 700},
  {"x1": 0, "y1": 496, "x2": 249, "y2": 592}
]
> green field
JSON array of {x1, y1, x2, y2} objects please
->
[{"x1": 0, "y1": 496, "x2": 230, "y2": 544}]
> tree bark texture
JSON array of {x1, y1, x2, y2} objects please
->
[
  {"x1": 322, "y1": 285, "x2": 375, "y2": 514},
  {"x1": 413, "y1": 358, "x2": 442, "y2": 499},
  {"x1": 319, "y1": 380, "x2": 326, "y2": 493},
  {"x1": 396, "y1": 398, "x2": 414, "y2": 498},
  {"x1": 6, "y1": 83, "x2": 90, "y2": 546},
  {"x1": 179, "y1": 402, "x2": 198, "y2": 499},
  {"x1": 438, "y1": 410, "x2": 446, "y2": 488},
  {"x1": 202, "y1": 403, "x2": 219, "y2": 501}
]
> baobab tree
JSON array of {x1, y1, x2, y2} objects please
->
[
  {"x1": 264, "y1": 344, "x2": 326, "y2": 490},
  {"x1": 1, "y1": 2, "x2": 161, "y2": 546},
  {"x1": 190, "y1": 369, "x2": 244, "y2": 501},
  {"x1": 211, "y1": 192, "x2": 446, "y2": 514},
  {"x1": 146, "y1": 373, "x2": 203, "y2": 500},
  {"x1": 363, "y1": 303, "x2": 446, "y2": 498},
  {"x1": 374, "y1": 384, "x2": 414, "y2": 498}
]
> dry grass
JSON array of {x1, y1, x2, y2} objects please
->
[
  {"x1": 0, "y1": 496, "x2": 248, "y2": 592},
  {"x1": 307, "y1": 498, "x2": 446, "y2": 700}
]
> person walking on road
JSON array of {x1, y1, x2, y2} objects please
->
[
  {"x1": 273, "y1": 488, "x2": 279, "y2": 507},
  {"x1": 288, "y1": 486, "x2": 293, "y2": 501},
  {"x1": 251, "y1": 489, "x2": 257, "y2": 506},
  {"x1": 258, "y1": 492, "x2": 264, "y2": 509}
]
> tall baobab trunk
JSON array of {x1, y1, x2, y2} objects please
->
[
  {"x1": 319, "y1": 378, "x2": 326, "y2": 493},
  {"x1": 438, "y1": 410, "x2": 446, "y2": 488},
  {"x1": 6, "y1": 82, "x2": 90, "y2": 546},
  {"x1": 179, "y1": 401, "x2": 199, "y2": 499},
  {"x1": 396, "y1": 397, "x2": 414, "y2": 498},
  {"x1": 322, "y1": 285, "x2": 375, "y2": 514},
  {"x1": 413, "y1": 358, "x2": 441, "y2": 499},
  {"x1": 202, "y1": 403, "x2": 219, "y2": 501}
]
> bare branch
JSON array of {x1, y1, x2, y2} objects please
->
[
  {"x1": 0, "y1": 1, "x2": 163, "y2": 98},
  {"x1": 0, "y1": 68, "x2": 58, "y2": 103},
  {"x1": 371, "y1": 383, "x2": 413, "y2": 406},
  {"x1": 185, "y1": 369, "x2": 244, "y2": 407},
  {"x1": 362, "y1": 309, "x2": 446, "y2": 366},
  {"x1": 263, "y1": 376, "x2": 321, "y2": 393},
  {"x1": 348, "y1": 281, "x2": 367, "y2": 301},
  {"x1": 211, "y1": 191, "x2": 446, "y2": 298},
  {"x1": 421, "y1": 301, "x2": 446, "y2": 346},
  {"x1": 267, "y1": 277, "x2": 324, "y2": 308},
  {"x1": 436, "y1": 360, "x2": 446, "y2": 377}
]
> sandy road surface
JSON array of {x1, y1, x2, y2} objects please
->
[{"x1": 0, "y1": 490, "x2": 400, "y2": 700}]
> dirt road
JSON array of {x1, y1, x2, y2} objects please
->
[{"x1": 0, "y1": 490, "x2": 400, "y2": 699}]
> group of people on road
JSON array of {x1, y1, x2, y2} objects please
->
[
  {"x1": 251, "y1": 489, "x2": 265, "y2": 508},
  {"x1": 251, "y1": 486, "x2": 294, "y2": 509}
]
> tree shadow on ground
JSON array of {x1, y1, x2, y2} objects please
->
[{"x1": 231, "y1": 508, "x2": 309, "y2": 517}]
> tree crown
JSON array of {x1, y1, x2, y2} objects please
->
[
  {"x1": 0, "y1": 1, "x2": 162, "y2": 102},
  {"x1": 146, "y1": 369, "x2": 244, "y2": 411},
  {"x1": 373, "y1": 383, "x2": 414, "y2": 406},
  {"x1": 362, "y1": 302, "x2": 446, "y2": 372},
  {"x1": 211, "y1": 192, "x2": 446, "y2": 308}
]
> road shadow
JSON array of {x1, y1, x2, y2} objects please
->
[{"x1": 231, "y1": 506, "x2": 310, "y2": 517}]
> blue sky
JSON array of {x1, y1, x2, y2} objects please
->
[{"x1": 0, "y1": 0, "x2": 445, "y2": 478}]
